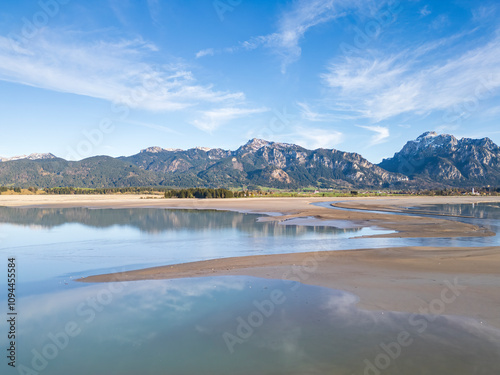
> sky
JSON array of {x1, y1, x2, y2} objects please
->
[{"x1": 0, "y1": 0, "x2": 499, "y2": 163}]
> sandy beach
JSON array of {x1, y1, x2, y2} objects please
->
[
  {"x1": 2, "y1": 194, "x2": 500, "y2": 328},
  {"x1": 0, "y1": 194, "x2": 498, "y2": 237},
  {"x1": 80, "y1": 246, "x2": 500, "y2": 329}
]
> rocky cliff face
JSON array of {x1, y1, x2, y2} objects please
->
[
  {"x1": 121, "y1": 138, "x2": 408, "y2": 188},
  {"x1": 379, "y1": 131, "x2": 500, "y2": 186},
  {"x1": 1, "y1": 133, "x2": 498, "y2": 189}
]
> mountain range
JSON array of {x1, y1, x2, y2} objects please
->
[
  {"x1": 379, "y1": 131, "x2": 500, "y2": 187},
  {"x1": 0, "y1": 153, "x2": 57, "y2": 162},
  {"x1": 0, "y1": 132, "x2": 498, "y2": 189}
]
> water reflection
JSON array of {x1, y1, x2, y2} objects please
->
[
  {"x1": 321, "y1": 201, "x2": 500, "y2": 246},
  {"x1": 406, "y1": 203, "x2": 500, "y2": 243},
  {"x1": 412, "y1": 202, "x2": 500, "y2": 219},
  {"x1": 0, "y1": 206, "x2": 357, "y2": 236},
  {"x1": 1, "y1": 277, "x2": 498, "y2": 374},
  {"x1": 1, "y1": 204, "x2": 499, "y2": 287},
  {"x1": 0, "y1": 207, "x2": 391, "y2": 285}
]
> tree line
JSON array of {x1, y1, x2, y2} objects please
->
[
  {"x1": 1, "y1": 185, "x2": 499, "y2": 196},
  {"x1": 0, "y1": 186, "x2": 252, "y2": 198},
  {"x1": 0, "y1": 186, "x2": 167, "y2": 195},
  {"x1": 164, "y1": 188, "x2": 238, "y2": 198}
]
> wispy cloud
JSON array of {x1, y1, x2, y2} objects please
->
[
  {"x1": 296, "y1": 101, "x2": 361, "y2": 122},
  {"x1": 297, "y1": 102, "x2": 330, "y2": 122},
  {"x1": 356, "y1": 125, "x2": 389, "y2": 145},
  {"x1": 471, "y1": 5, "x2": 498, "y2": 22},
  {"x1": 434, "y1": 124, "x2": 459, "y2": 134},
  {"x1": 191, "y1": 107, "x2": 269, "y2": 132},
  {"x1": 147, "y1": 0, "x2": 161, "y2": 26},
  {"x1": 295, "y1": 127, "x2": 344, "y2": 149},
  {"x1": 197, "y1": 0, "x2": 389, "y2": 73},
  {"x1": 196, "y1": 48, "x2": 215, "y2": 58},
  {"x1": 267, "y1": 0, "x2": 343, "y2": 72},
  {"x1": 322, "y1": 32, "x2": 500, "y2": 122},
  {"x1": 286, "y1": 126, "x2": 343, "y2": 149},
  {"x1": 420, "y1": 6, "x2": 431, "y2": 17},
  {"x1": 430, "y1": 14, "x2": 451, "y2": 30},
  {"x1": 123, "y1": 119, "x2": 181, "y2": 134},
  {"x1": 109, "y1": 0, "x2": 131, "y2": 26},
  {"x1": 0, "y1": 31, "x2": 244, "y2": 111},
  {"x1": 480, "y1": 105, "x2": 500, "y2": 118},
  {"x1": 322, "y1": 55, "x2": 407, "y2": 94}
]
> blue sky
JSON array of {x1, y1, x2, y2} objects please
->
[{"x1": 0, "y1": 0, "x2": 499, "y2": 162}]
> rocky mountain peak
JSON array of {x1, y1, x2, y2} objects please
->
[
  {"x1": 243, "y1": 138, "x2": 272, "y2": 151},
  {"x1": 2, "y1": 133, "x2": 499, "y2": 189},
  {"x1": 140, "y1": 146, "x2": 181, "y2": 153},
  {"x1": 399, "y1": 131, "x2": 458, "y2": 156},
  {"x1": 479, "y1": 137, "x2": 495, "y2": 150},
  {"x1": 379, "y1": 131, "x2": 500, "y2": 185},
  {"x1": 240, "y1": 138, "x2": 298, "y2": 153},
  {"x1": 193, "y1": 146, "x2": 212, "y2": 152},
  {"x1": 462, "y1": 136, "x2": 497, "y2": 151},
  {"x1": 416, "y1": 131, "x2": 438, "y2": 140},
  {"x1": 416, "y1": 131, "x2": 457, "y2": 144},
  {"x1": 0, "y1": 153, "x2": 57, "y2": 162},
  {"x1": 27, "y1": 153, "x2": 57, "y2": 160},
  {"x1": 141, "y1": 146, "x2": 166, "y2": 153}
]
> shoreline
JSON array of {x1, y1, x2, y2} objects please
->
[
  {"x1": 2, "y1": 195, "x2": 500, "y2": 328},
  {"x1": 0, "y1": 195, "x2": 498, "y2": 238},
  {"x1": 78, "y1": 246, "x2": 500, "y2": 329}
]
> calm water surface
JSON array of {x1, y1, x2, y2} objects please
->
[
  {"x1": 0, "y1": 207, "x2": 390, "y2": 287},
  {"x1": 2, "y1": 277, "x2": 500, "y2": 374},
  {"x1": 0, "y1": 204, "x2": 499, "y2": 374},
  {"x1": 316, "y1": 200, "x2": 500, "y2": 246}
]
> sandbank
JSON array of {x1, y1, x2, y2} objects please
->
[
  {"x1": 0, "y1": 194, "x2": 498, "y2": 238},
  {"x1": 2, "y1": 194, "x2": 500, "y2": 328},
  {"x1": 79, "y1": 246, "x2": 500, "y2": 329}
]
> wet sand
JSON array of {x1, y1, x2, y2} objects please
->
[
  {"x1": 2, "y1": 194, "x2": 500, "y2": 328},
  {"x1": 80, "y1": 246, "x2": 500, "y2": 329},
  {"x1": 0, "y1": 194, "x2": 497, "y2": 238}
]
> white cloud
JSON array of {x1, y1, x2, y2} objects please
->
[
  {"x1": 243, "y1": 122, "x2": 344, "y2": 149},
  {"x1": 356, "y1": 125, "x2": 389, "y2": 145},
  {"x1": 147, "y1": 0, "x2": 161, "y2": 26},
  {"x1": 297, "y1": 102, "x2": 330, "y2": 122},
  {"x1": 196, "y1": 48, "x2": 215, "y2": 58},
  {"x1": 322, "y1": 55, "x2": 407, "y2": 94},
  {"x1": 322, "y1": 33, "x2": 500, "y2": 122},
  {"x1": 123, "y1": 119, "x2": 181, "y2": 134},
  {"x1": 420, "y1": 6, "x2": 431, "y2": 17},
  {"x1": 434, "y1": 124, "x2": 459, "y2": 134},
  {"x1": 109, "y1": 0, "x2": 130, "y2": 26},
  {"x1": 472, "y1": 5, "x2": 497, "y2": 22},
  {"x1": 199, "y1": 0, "x2": 390, "y2": 73},
  {"x1": 269, "y1": 0, "x2": 342, "y2": 72},
  {"x1": 191, "y1": 107, "x2": 269, "y2": 132},
  {"x1": 269, "y1": 0, "x2": 393, "y2": 72},
  {"x1": 292, "y1": 126, "x2": 343, "y2": 149},
  {"x1": 296, "y1": 101, "x2": 361, "y2": 121},
  {"x1": 430, "y1": 14, "x2": 451, "y2": 30},
  {"x1": 480, "y1": 105, "x2": 500, "y2": 118},
  {"x1": 0, "y1": 31, "x2": 244, "y2": 112}
]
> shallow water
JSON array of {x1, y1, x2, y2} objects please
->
[
  {"x1": 0, "y1": 203, "x2": 499, "y2": 374},
  {"x1": 1, "y1": 277, "x2": 499, "y2": 374},
  {"x1": 314, "y1": 200, "x2": 500, "y2": 246},
  {"x1": 0, "y1": 207, "x2": 389, "y2": 288}
]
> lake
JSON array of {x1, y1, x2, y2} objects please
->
[{"x1": 0, "y1": 203, "x2": 499, "y2": 374}]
